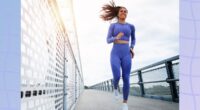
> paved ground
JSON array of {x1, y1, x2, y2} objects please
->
[{"x1": 75, "y1": 90, "x2": 179, "y2": 110}]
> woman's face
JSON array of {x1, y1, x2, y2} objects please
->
[{"x1": 118, "y1": 7, "x2": 128, "y2": 20}]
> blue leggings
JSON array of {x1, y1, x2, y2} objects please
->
[{"x1": 110, "y1": 44, "x2": 132, "y2": 100}]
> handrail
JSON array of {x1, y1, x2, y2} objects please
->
[
  {"x1": 89, "y1": 55, "x2": 179, "y2": 102},
  {"x1": 132, "y1": 55, "x2": 179, "y2": 73}
]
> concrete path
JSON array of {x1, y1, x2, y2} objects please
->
[{"x1": 75, "y1": 90, "x2": 179, "y2": 110}]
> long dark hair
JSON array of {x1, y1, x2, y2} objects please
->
[{"x1": 100, "y1": 0, "x2": 122, "y2": 21}]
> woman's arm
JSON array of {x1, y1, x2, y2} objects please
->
[
  {"x1": 107, "y1": 24, "x2": 124, "y2": 44},
  {"x1": 130, "y1": 24, "x2": 136, "y2": 49},
  {"x1": 130, "y1": 24, "x2": 135, "y2": 58},
  {"x1": 107, "y1": 24, "x2": 116, "y2": 43}
]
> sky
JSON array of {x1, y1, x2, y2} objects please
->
[{"x1": 72, "y1": 0, "x2": 179, "y2": 86}]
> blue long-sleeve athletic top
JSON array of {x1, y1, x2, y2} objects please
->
[{"x1": 107, "y1": 22, "x2": 136, "y2": 49}]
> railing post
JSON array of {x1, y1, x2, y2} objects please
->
[
  {"x1": 107, "y1": 81, "x2": 110, "y2": 92},
  {"x1": 102, "y1": 82, "x2": 104, "y2": 91},
  {"x1": 138, "y1": 70, "x2": 145, "y2": 96},
  {"x1": 111, "y1": 79, "x2": 114, "y2": 92},
  {"x1": 106, "y1": 81, "x2": 108, "y2": 91},
  {"x1": 104, "y1": 81, "x2": 107, "y2": 91},
  {"x1": 102, "y1": 82, "x2": 105, "y2": 91},
  {"x1": 103, "y1": 82, "x2": 105, "y2": 91},
  {"x1": 165, "y1": 61, "x2": 178, "y2": 102},
  {"x1": 118, "y1": 85, "x2": 121, "y2": 93},
  {"x1": 101, "y1": 83, "x2": 103, "y2": 91}
]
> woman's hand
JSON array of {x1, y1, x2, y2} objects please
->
[
  {"x1": 130, "y1": 48, "x2": 134, "y2": 59},
  {"x1": 116, "y1": 32, "x2": 124, "y2": 39}
]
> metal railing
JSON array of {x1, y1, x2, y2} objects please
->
[
  {"x1": 20, "y1": 0, "x2": 84, "y2": 110},
  {"x1": 89, "y1": 55, "x2": 179, "y2": 102}
]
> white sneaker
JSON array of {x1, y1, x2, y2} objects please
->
[
  {"x1": 113, "y1": 89, "x2": 120, "y2": 100},
  {"x1": 122, "y1": 103, "x2": 128, "y2": 110}
]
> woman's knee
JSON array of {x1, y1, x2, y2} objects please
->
[
  {"x1": 114, "y1": 75, "x2": 120, "y2": 81},
  {"x1": 122, "y1": 75, "x2": 130, "y2": 84}
]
